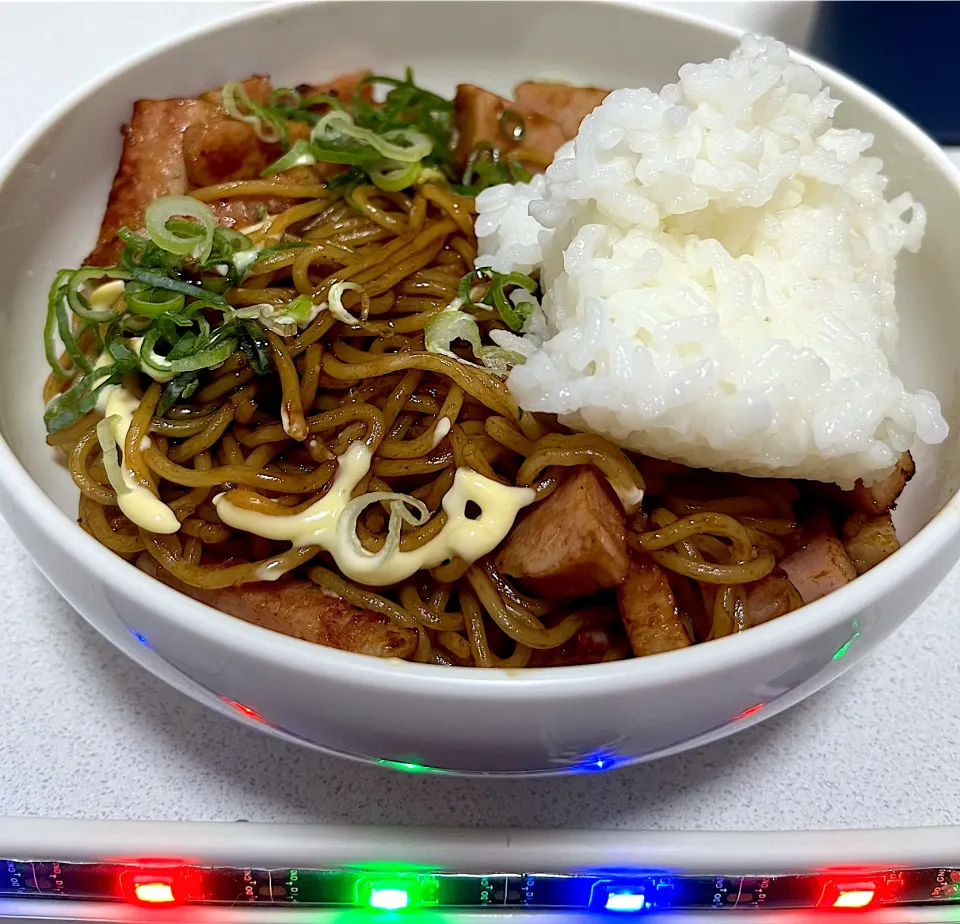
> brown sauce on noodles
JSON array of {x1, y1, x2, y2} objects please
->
[{"x1": 42, "y1": 73, "x2": 909, "y2": 667}]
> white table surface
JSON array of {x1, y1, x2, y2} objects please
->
[{"x1": 2, "y1": 1, "x2": 959, "y2": 830}]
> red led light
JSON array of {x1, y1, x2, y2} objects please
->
[
  {"x1": 221, "y1": 697, "x2": 267, "y2": 723},
  {"x1": 120, "y1": 870, "x2": 187, "y2": 906},
  {"x1": 819, "y1": 881, "x2": 879, "y2": 910},
  {"x1": 833, "y1": 889, "x2": 875, "y2": 909},
  {"x1": 134, "y1": 882, "x2": 176, "y2": 904},
  {"x1": 733, "y1": 703, "x2": 764, "y2": 720}
]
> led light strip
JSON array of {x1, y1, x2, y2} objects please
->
[{"x1": 2, "y1": 863, "x2": 960, "y2": 911}]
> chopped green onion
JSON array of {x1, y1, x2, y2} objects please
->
[
  {"x1": 341, "y1": 490, "x2": 431, "y2": 564},
  {"x1": 44, "y1": 269, "x2": 75, "y2": 379},
  {"x1": 145, "y1": 196, "x2": 216, "y2": 262},
  {"x1": 124, "y1": 282, "x2": 185, "y2": 318},
  {"x1": 66, "y1": 268, "x2": 129, "y2": 323},
  {"x1": 267, "y1": 88, "x2": 345, "y2": 126},
  {"x1": 425, "y1": 308, "x2": 483, "y2": 358},
  {"x1": 458, "y1": 268, "x2": 538, "y2": 332},
  {"x1": 261, "y1": 138, "x2": 318, "y2": 177},
  {"x1": 43, "y1": 356, "x2": 135, "y2": 434},
  {"x1": 157, "y1": 371, "x2": 200, "y2": 416},
  {"x1": 105, "y1": 339, "x2": 139, "y2": 367},
  {"x1": 369, "y1": 160, "x2": 422, "y2": 192},
  {"x1": 489, "y1": 282, "x2": 536, "y2": 332},
  {"x1": 325, "y1": 166, "x2": 368, "y2": 195},
  {"x1": 129, "y1": 269, "x2": 228, "y2": 307},
  {"x1": 54, "y1": 288, "x2": 93, "y2": 375},
  {"x1": 285, "y1": 294, "x2": 317, "y2": 323},
  {"x1": 212, "y1": 226, "x2": 252, "y2": 254},
  {"x1": 139, "y1": 326, "x2": 238, "y2": 376},
  {"x1": 327, "y1": 281, "x2": 369, "y2": 326},
  {"x1": 424, "y1": 308, "x2": 525, "y2": 376},
  {"x1": 96, "y1": 415, "x2": 131, "y2": 496},
  {"x1": 234, "y1": 294, "x2": 323, "y2": 337},
  {"x1": 309, "y1": 136, "x2": 386, "y2": 167},
  {"x1": 455, "y1": 143, "x2": 532, "y2": 195},
  {"x1": 352, "y1": 70, "x2": 453, "y2": 174},
  {"x1": 270, "y1": 87, "x2": 302, "y2": 110},
  {"x1": 229, "y1": 249, "x2": 261, "y2": 280},
  {"x1": 222, "y1": 81, "x2": 288, "y2": 146},
  {"x1": 300, "y1": 92, "x2": 345, "y2": 111},
  {"x1": 312, "y1": 109, "x2": 433, "y2": 163},
  {"x1": 44, "y1": 378, "x2": 107, "y2": 433},
  {"x1": 253, "y1": 241, "x2": 310, "y2": 261},
  {"x1": 235, "y1": 320, "x2": 272, "y2": 374}
]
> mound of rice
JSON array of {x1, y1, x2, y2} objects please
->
[{"x1": 476, "y1": 35, "x2": 947, "y2": 488}]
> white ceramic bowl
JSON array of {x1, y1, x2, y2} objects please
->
[{"x1": 2, "y1": 0, "x2": 960, "y2": 777}]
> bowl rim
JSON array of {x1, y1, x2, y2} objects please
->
[{"x1": 2, "y1": 0, "x2": 960, "y2": 699}]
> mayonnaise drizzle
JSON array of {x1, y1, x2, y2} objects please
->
[
  {"x1": 99, "y1": 383, "x2": 180, "y2": 535},
  {"x1": 432, "y1": 416, "x2": 452, "y2": 448},
  {"x1": 213, "y1": 442, "x2": 535, "y2": 586}
]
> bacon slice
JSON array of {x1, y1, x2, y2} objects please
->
[
  {"x1": 142, "y1": 557, "x2": 417, "y2": 659},
  {"x1": 841, "y1": 451, "x2": 915, "y2": 515},
  {"x1": 454, "y1": 84, "x2": 566, "y2": 171},
  {"x1": 616, "y1": 554, "x2": 693, "y2": 656},
  {"x1": 513, "y1": 81, "x2": 609, "y2": 138},
  {"x1": 780, "y1": 533, "x2": 857, "y2": 604},
  {"x1": 743, "y1": 567, "x2": 803, "y2": 627},
  {"x1": 841, "y1": 513, "x2": 900, "y2": 575}
]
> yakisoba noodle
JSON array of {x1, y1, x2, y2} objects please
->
[{"x1": 43, "y1": 70, "x2": 910, "y2": 668}]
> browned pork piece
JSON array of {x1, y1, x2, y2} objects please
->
[
  {"x1": 743, "y1": 567, "x2": 803, "y2": 628},
  {"x1": 779, "y1": 532, "x2": 857, "y2": 604},
  {"x1": 453, "y1": 84, "x2": 567, "y2": 170},
  {"x1": 841, "y1": 512, "x2": 900, "y2": 575},
  {"x1": 616, "y1": 554, "x2": 693, "y2": 656},
  {"x1": 841, "y1": 451, "x2": 915, "y2": 515},
  {"x1": 294, "y1": 70, "x2": 373, "y2": 108},
  {"x1": 86, "y1": 71, "x2": 371, "y2": 265},
  {"x1": 496, "y1": 467, "x2": 629, "y2": 599},
  {"x1": 513, "y1": 81, "x2": 610, "y2": 139},
  {"x1": 145, "y1": 559, "x2": 417, "y2": 658}
]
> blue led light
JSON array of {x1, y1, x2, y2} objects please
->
[
  {"x1": 606, "y1": 892, "x2": 648, "y2": 912},
  {"x1": 569, "y1": 749, "x2": 634, "y2": 774},
  {"x1": 128, "y1": 628, "x2": 151, "y2": 648}
]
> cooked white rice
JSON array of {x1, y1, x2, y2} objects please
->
[{"x1": 476, "y1": 35, "x2": 947, "y2": 489}]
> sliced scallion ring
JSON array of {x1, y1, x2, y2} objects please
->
[
  {"x1": 369, "y1": 160, "x2": 422, "y2": 192},
  {"x1": 222, "y1": 81, "x2": 287, "y2": 145},
  {"x1": 44, "y1": 269, "x2": 75, "y2": 379},
  {"x1": 145, "y1": 196, "x2": 216, "y2": 262},
  {"x1": 124, "y1": 283, "x2": 186, "y2": 318},
  {"x1": 311, "y1": 109, "x2": 432, "y2": 163},
  {"x1": 308, "y1": 139, "x2": 382, "y2": 166},
  {"x1": 270, "y1": 87, "x2": 302, "y2": 109},
  {"x1": 65, "y1": 268, "x2": 130, "y2": 323},
  {"x1": 54, "y1": 289, "x2": 92, "y2": 375},
  {"x1": 139, "y1": 327, "x2": 238, "y2": 376},
  {"x1": 327, "y1": 281, "x2": 371, "y2": 326},
  {"x1": 261, "y1": 138, "x2": 318, "y2": 177}
]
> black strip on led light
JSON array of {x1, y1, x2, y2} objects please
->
[{"x1": 2, "y1": 862, "x2": 960, "y2": 910}]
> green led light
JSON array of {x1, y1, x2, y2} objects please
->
[
  {"x1": 832, "y1": 631, "x2": 861, "y2": 661},
  {"x1": 378, "y1": 759, "x2": 448, "y2": 775},
  {"x1": 369, "y1": 887, "x2": 411, "y2": 911}
]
